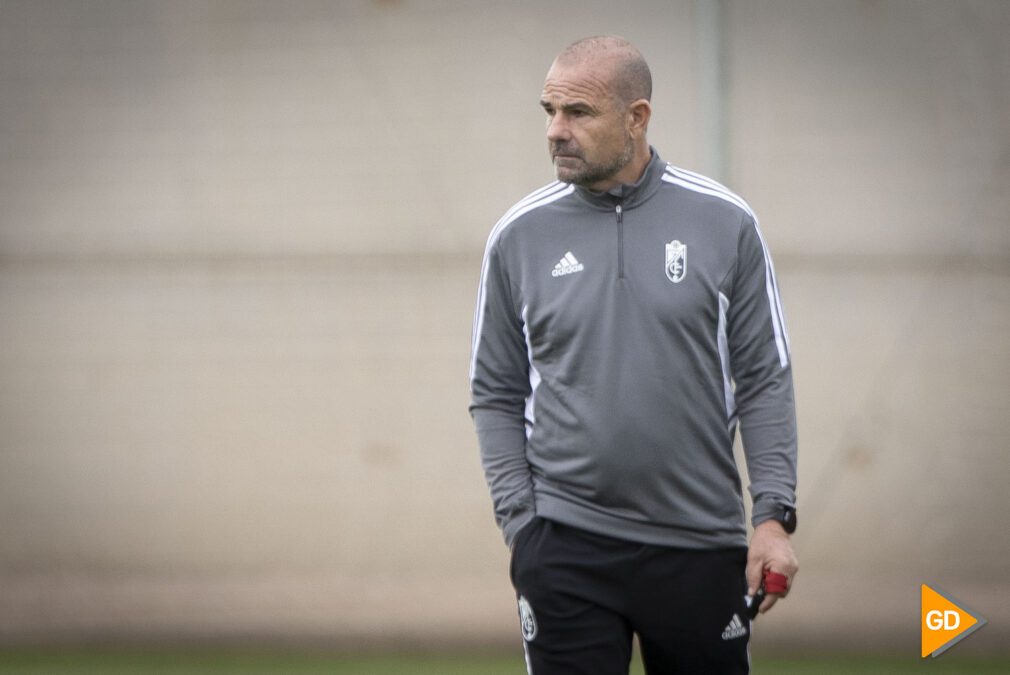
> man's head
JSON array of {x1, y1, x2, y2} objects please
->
[{"x1": 540, "y1": 36, "x2": 653, "y2": 190}]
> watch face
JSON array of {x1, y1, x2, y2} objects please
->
[{"x1": 781, "y1": 508, "x2": 797, "y2": 533}]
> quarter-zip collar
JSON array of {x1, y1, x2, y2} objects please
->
[{"x1": 571, "y1": 147, "x2": 665, "y2": 212}]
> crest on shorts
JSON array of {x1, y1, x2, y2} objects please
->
[
  {"x1": 518, "y1": 595, "x2": 538, "y2": 642},
  {"x1": 665, "y1": 240, "x2": 686, "y2": 283}
]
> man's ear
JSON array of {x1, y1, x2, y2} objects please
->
[{"x1": 627, "y1": 99, "x2": 652, "y2": 138}]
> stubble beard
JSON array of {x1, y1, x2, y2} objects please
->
[{"x1": 553, "y1": 133, "x2": 635, "y2": 188}]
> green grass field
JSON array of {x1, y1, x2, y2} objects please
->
[{"x1": 0, "y1": 649, "x2": 1007, "y2": 674}]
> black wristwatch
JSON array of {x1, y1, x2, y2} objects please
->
[{"x1": 770, "y1": 504, "x2": 797, "y2": 534}]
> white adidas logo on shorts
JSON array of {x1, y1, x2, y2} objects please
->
[{"x1": 721, "y1": 613, "x2": 748, "y2": 640}]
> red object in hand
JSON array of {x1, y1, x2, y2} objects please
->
[{"x1": 763, "y1": 570, "x2": 789, "y2": 594}]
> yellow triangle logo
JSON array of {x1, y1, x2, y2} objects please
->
[{"x1": 921, "y1": 584, "x2": 986, "y2": 658}]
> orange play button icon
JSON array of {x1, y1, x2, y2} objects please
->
[{"x1": 921, "y1": 584, "x2": 987, "y2": 658}]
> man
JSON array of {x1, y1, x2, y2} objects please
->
[{"x1": 469, "y1": 36, "x2": 798, "y2": 674}]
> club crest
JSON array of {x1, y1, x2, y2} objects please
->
[
  {"x1": 518, "y1": 595, "x2": 538, "y2": 642},
  {"x1": 665, "y1": 240, "x2": 686, "y2": 283}
]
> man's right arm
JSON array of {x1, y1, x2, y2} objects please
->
[{"x1": 468, "y1": 240, "x2": 535, "y2": 548}]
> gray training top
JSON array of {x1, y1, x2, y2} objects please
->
[{"x1": 469, "y1": 150, "x2": 797, "y2": 550}]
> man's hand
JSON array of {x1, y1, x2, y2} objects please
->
[{"x1": 746, "y1": 520, "x2": 798, "y2": 615}]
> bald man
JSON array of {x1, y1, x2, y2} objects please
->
[{"x1": 469, "y1": 36, "x2": 798, "y2": 674}]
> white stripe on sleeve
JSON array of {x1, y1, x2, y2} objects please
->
[
  {"x1": 521, "y1": 305, "x2": 541, "y2": 438},
  {"x1": 717, "y1": 292, "x2": 738, "y2": 431}
]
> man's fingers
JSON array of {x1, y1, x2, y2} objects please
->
[
  {"x1": 745, "y1": 558, "x2": 765, "y2": 596},
  {"x1": 758, "y1": 593, "x2": 780, "y2": 614}
]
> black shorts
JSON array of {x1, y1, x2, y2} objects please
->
[{"x1": 510, "y1": 517, "x2": 751, "y2": 675}]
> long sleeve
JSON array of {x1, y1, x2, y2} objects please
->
[
  {"x1": 469, "y1": 238, "x2": 536, "y2": 547},
  {"x1": 727, "y1": 216, "x2": 798, "y2": 527}
]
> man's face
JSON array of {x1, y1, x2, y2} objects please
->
[{"x1": 540, "y1": 60, "x2": 633, "y2": 189}]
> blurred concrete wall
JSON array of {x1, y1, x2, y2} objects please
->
[{"x1": 1, "y1": 0, "x2": 1007, "y2": 653}]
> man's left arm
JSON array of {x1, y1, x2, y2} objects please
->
[{"x1": 726, "y1": 214, "x2": 799, "y2": 614}]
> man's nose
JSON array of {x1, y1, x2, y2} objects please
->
[{"x1": 546, "y1": 114, "x2": 569, "y2": 142}]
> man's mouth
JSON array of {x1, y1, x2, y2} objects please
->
[{"x1": 552, "y1": 145, "x2": 581, "y2": 160}]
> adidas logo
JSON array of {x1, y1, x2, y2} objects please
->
[
  {"x1": 551, "y1": 252, "x2": 584, "y2": 277},
  {"x1": 721, "y1": 613, "x2": 748, "y2": 641}
]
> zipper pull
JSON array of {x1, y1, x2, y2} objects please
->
[{"x1": 615, "y1": 203, "x2": 624, "y2": 279}]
